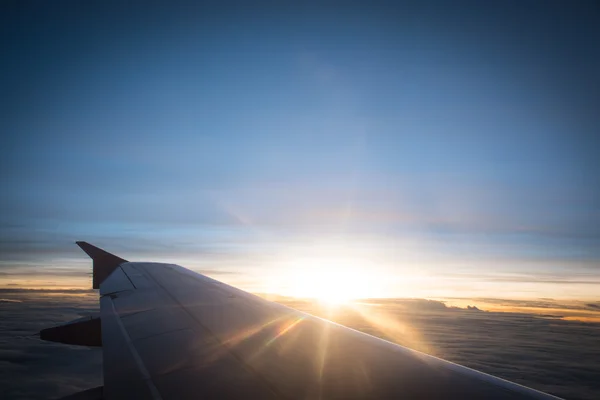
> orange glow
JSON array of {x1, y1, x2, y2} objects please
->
[
  {"x1": 348, "y1": 303, "x2": 432, "y2": 354},
  {"x1": 222, "y1": 316, "x2": 286, "y2": 347},
  {"x1": 266, "y1": 316, "x2": 305, "y2": 346},
  {"x1": 0, "y1": 276, "x2": 91, "y2": 290}
]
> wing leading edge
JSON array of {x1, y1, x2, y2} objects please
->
[{"x1": 42, "y1": 242, "x2": 562, "y2": 400}]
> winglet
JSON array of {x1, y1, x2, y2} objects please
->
[{"x1": 76, "y1": 241, "x2": 128, "y2": 289}]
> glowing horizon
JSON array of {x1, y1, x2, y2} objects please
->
[{"x1": 1, "y1": 246, "x2": 599, "y2": 324}]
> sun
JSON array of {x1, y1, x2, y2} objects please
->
[
  {"x1": 311, "y1": 277, "x2": 356, "y2": 305},
  {"x1": 285, "y1": 260, "x2": 377, "y2": 304}
]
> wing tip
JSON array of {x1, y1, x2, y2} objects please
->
[{"x1": 75, "y1": 241, "x2": 128, "y2": 289}]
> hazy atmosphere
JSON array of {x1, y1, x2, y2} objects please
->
[{"x1": 1, "y1": 1, "x2": 599, "y2": 399}]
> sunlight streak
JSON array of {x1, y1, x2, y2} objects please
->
[
  {"x1": 266, "y1": 316, "x2": 306, "y2": 346},
  {"x1": 221, "y1": 315, "x2": 287, "y2": 347},
  {"x1": 316, "y1": 319, "x2": 331, "y2": 384}
]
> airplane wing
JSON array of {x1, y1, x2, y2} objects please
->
[{"x1": 41, "y1": 242, "x2": 562, "y2": 399}]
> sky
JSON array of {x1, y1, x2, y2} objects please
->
[{"x1": 1, "y1": 1, "x2": 599, "y2": 302}]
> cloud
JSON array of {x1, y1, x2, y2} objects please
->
[
  {"x1": 0, "y1": 291, "x2": 102, "y2": 400},
  {"x1": 440, "y1": 297, "x2": 600, "y2": 322},
  {"x1": 0, "y1": 289, "x2": 94, "y2": 294},
  {"x1": 0, "y1": 270, "x2": 88, "y2": 277},
  {"x1": 466, "y1": 297, "x2": 598, "y2": 312},
  {"x1": 359, "y1": 298, "x2": 452, "y2": 311}
]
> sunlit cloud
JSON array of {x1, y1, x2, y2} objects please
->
[{"x1": 346, "y1": 303, "x2": 433, "y2": 354}]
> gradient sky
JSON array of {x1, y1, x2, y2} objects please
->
[{"x1": 1, "y1": 1, "x2": 599, "y2": 300}]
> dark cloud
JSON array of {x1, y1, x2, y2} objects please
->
[
  {"x1": 359, "y1": 298, "x2": 452, "y2": 311},
  {"x1": 0, "y1": 229, "x2": 259, "y2": 265},
  {"x1": 538, "y1": 314, "x2": 565, "y2": 319},
  {"x1": 464, "y1": 297, "x2": 600, "y2": 314}
]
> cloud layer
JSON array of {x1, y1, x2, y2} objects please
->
[
  {"x1": 1, "y1": 290, "x2": 599, "y2": 400},
  {"x1": 0, "y1": 291, "x2": 102, "y2": 400}
]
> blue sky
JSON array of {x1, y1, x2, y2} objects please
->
[{"x1": 1, "y1": 1, "x2": 599, "y2": 299}]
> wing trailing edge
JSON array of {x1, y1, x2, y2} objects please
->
[{"x1": 76, "y1": 241, "x2": 128, "y2": 289}]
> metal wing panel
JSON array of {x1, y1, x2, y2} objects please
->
[
  {"x1": 99, "y1": 295, "x2": 158, "y2": 400},
  {"x1": 112, "y1": 286, "x2": 165, "y2": 316},
  {"x1": 121, "y1": 263, "x2": 156, "y2": 289},
  {"x1": 120, "y1": 306, "x2": 190, "y2": 341},
  {"x1": 151, "y1": 355, "x2": 280, "y2": 400},
  {"x1": 99, "y1": 266, "x2": 135, "y2": 296},
  {"x1": 99, "y1": 262, "x2": 279, "y2": 400}
]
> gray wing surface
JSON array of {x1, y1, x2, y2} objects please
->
[{"x1": 61, "y1": 242, "x2": 562, "y2": 399}]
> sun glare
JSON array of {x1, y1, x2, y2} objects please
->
[{"x1": 285, "y1": 259, "x2": 379, "y2": 304}]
